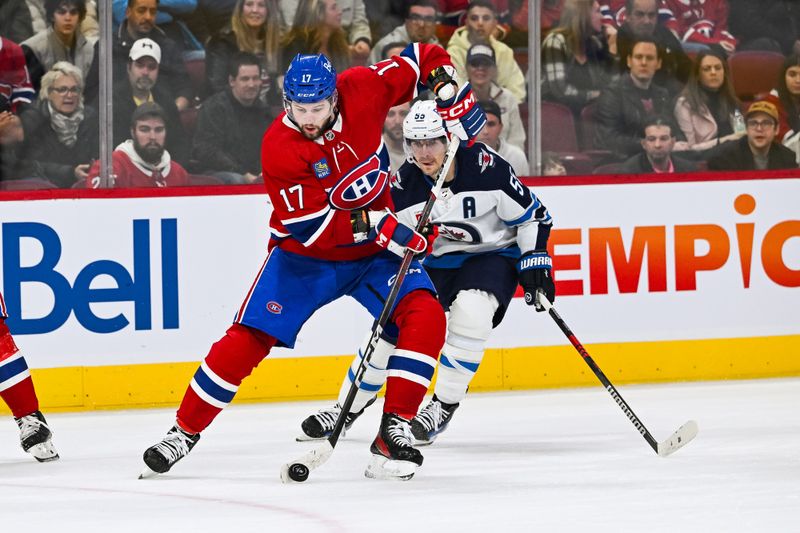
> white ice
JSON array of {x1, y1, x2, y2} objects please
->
[{"x1": 1, "y1": 378, "x2": 798, "y2": 532}]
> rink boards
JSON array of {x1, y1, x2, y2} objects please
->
[{"x1": 0, "y1": 172, "x2": 798, "y2": 411}]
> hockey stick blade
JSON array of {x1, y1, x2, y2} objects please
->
[
  {"x1": 656, "y1": 420, "x2": 699, "y2": 457},
  {"x1": 280, "y1": 441, "x2": 334, "y2": 483}
]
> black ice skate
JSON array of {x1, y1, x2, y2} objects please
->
[
  {"x1": 15, "y1": 411, "x2": 59, "y2": 462},
  {"x1": 410, "y1": 395, "x2": 460, "y2": 446},
  {"x1": 297, "y1": 397, "x2": 376, "y2": 441},
  {"x1": 139, "y1": 425, "x2": 200, "y2": 478},
  {"x1": 365, "y1": 413, "x2": 423, "y2": 480}
]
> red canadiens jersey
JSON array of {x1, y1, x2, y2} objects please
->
[
  {"x1": 0, "y1": 38, "x2": 35, "y2": 111},
  {"x1": 261, "y1": 43, "x2": 452, "y2": 262},
  {"x1": 661, "y1": 0, "x2": 736, "y2": 48}
]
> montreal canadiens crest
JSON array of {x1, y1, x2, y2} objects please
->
[{"x1": 328, "y1": 153, "x2": 390, "y2": 210}]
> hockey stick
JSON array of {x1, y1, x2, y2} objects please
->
[
  {"x1": 280, "y1": 137, "x2": 460, "y2": 483},
  {"x1": 536, "y1": 292, "x2": 698, "y2": 457}
]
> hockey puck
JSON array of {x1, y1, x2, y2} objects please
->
[{"x1": 287, "y1": 463, "x2": 309, "y2": 482}]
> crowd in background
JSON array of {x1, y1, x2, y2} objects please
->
[{"x1": 2, "y1": 0, "x2": 800, "y2": 190}]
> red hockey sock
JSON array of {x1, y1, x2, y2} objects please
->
[
  {"x1": 383, "y1": 290, "x2": 446, "y2": 419},
  {"x1": 0, "y1": 320, "x2": 39, "y2": 418},
  {"x1": 176, "y1": 323, "x2": 276, "y2": 434}
]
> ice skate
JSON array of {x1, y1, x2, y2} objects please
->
[
  {"x1": 365, "y1": 413, "x2": 423, "y2": 481},
  {"x1": 140, "y1": 425, "x2": 200, "y2": 478},
  {"x1": 410, "y1": 395, "x2": 460, "y2": 446},
  {"x1": 297, "y1": 397, "x2": 376, "y2": 441},
  {"x1": 16, "y1": 411, "x2": 59, "y2": 462}
]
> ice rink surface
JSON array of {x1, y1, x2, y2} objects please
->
[{"x1": 0, "y1": 378, "x2": 797, "y2": 532}]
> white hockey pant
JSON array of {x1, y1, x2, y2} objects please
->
[
  {"x1": 337, "y1": 332, "x2": 395, "y2": 412},
  {"x1": 434, "y1": 289, "x2": 498, "y2": 405}
]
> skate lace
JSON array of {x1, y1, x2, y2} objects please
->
[
  {"x1": 153, "y1": 429, "x2": 194, "y2": 463},
  {"x1": 314, "y1": 405, "x2": 342, "y2": 432},
  {"x1": 415, "y1": 400, "x2": 444, "y2": 432},
  {"x1": 17, "y1": 416, "x2": 44, "y2": 441},
  {"x1": 387, "y1": 418, "x2": 413, "y2": 447}
]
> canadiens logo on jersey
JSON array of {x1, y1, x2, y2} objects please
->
[
  {"x1": 266, "y1": 301, "x2": 283, "y2": 314},
  {"x1": 478, "y1": 149, "x2": 495, "y2": 173},
  {"x1": 313, "y1": 158, "x2": 331, "y2": 179},
  {"x1": 328, "y1": 147, "x2": 391, "y2": 210}
]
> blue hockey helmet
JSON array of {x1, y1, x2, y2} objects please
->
[{"x1": 283, "y1": 54, "x2": 337, "y2": 103}]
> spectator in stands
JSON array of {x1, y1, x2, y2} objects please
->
[
  {"x1": 619, "y1": 115, "x2": 697, "y2": 173},
  {"x1": 708, "y1": 101, "x2": 798, "y2": 170},
  {"x1": 595, "y1": 38, "x2": 671, "y2": 159},
  {"x1": 661, "y1": 0, "x2": 736, "y2": 54},
  {"x1": 113, "y1": 0, "x2": 193, "y2": 111},
  {"x1": 446, "y1": 0, "x2": 526, "y2": 102},
  {"x1": 0, "y1": 37, "x2": 36, "y2": 111},
  {"x1": 599, "y1": 0, "x2": 677, "y2": 31},
  {"x1": 206, "y1": 0, "x2": 282, "y2": 106},
  {"x1": 380, "y1": 41, "x2": 407, "y2": 61},
  {"x1": 542, "y1": 0, "x2": 613, "y2": 114},
  {"x1": 87, "y1": 102, "x2": 189, "y2": 188},
  {"x1": 673, "y1": 48, "x2": 745, "y2": 156},
  {"x1": 466, "y1": 43, "x2": 524, "y2": 150},
  {"x1": 0, "y1": 37, "x2": 35, "y2": 182},
  {"x1": 102, "y1": 38, "x2": 189, "y2": 164},
  {"x1": 370, "y1": 0, "x2": 441, "y2": 64},
  {"x1": 438, "y1": 0, "x2": 511, "y2": 40},
  {"x1": 614, "y1": 0, "x2": 691, "y2": 96},
  {"x1": 542, "y1": 151, "x2": 567, "y2": 175},
  {"x1": 728, "y1": 0, "x2": 800, "y2": 55},
  {"x1": 112, "y1": 0, "x2": 198, "y2": 33},
  {"x1": 192, "y1": 53, "x2": 270, "y2": 184},
  {"x1": 281, "y1": 0, "x2": 351, "y2": 73},
  {"x1": 767, "y1": 54, "x2": 800, "y2": 162},
  {"x1": 21, "y1": 0, "x2": 95, "y2": 95},
  {"x1": 477, "y1": 99, "x2": 529, "y2": 174},
  {"x1": 281, "y1": 0, "x2": 372, "y2": 64},
  {"x1": 17, "y1": 61, "x2": 97, "y2": 187},
  {"x1": 1, "y1": 0, "x2": 34, "y2": 44},
  {"x1": 383, "y1": 101, "x2": 409, "y2": 171}
]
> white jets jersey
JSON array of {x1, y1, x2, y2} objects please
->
[{"x1": 391, "y1": 143, "x2": 552, "y2": 269}]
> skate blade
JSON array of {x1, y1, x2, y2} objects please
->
[
  {"x1": 28, "y1": 442, "x2": 60, "y2": 462},
  {"x1": 138, "y1": 466, "x2": 160, "y2": 479},
  {"x1": 295, "y1": 433, "x2": 327, "y2": 442},
  {"x1": 364, "y1": 455, "x2": 417, "y2": 481}
]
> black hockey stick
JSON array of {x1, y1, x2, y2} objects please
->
[
  {"x1": 535, "y1": 292, "x2": 698, "y2": 457},
  {"x1": 280, "y1": 138, "x2": 460, "y2": 482}
]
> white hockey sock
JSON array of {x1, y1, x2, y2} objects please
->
[
  {"x1": 337, "y1": 333, "x2": 394, "y2": 413},
  {"x1": 433, "y1": 289, "x2": 497, "y2": 406},
  {"x1": 434, "y1": 332, "x2": 485, "y2": 405}
]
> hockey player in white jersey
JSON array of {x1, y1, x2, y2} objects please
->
[{"x1": 298, "y1": 99, "x2": 554, "y2": 445}]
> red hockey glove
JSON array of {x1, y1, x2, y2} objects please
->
[{"x1": 369, "y1": 211, "x2": 427, "y2": 257}]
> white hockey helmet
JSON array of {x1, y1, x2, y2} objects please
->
[{"x1": 403, "y1": 99, "x2": 447, "y2": 163}]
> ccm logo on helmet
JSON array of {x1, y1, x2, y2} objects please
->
[
  {"x1": 328, "y1": 154, "x2": 389, "y2": 210},
  {"x1": 437, "y1": 92, "x2": 476, "y2": 120}
]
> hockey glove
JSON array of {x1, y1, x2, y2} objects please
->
[
  {"x1": 368, "y1": 210, "x2": 427, "y2": 257},
  {"x1": 517, "y1": 251, "x2": 556, "y2": 312},
  {"x1": 427, "y1": 68, "x2": 486, "y2": 146}
]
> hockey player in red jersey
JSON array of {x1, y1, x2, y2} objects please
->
[
  {"x1": 141, "y1": 43, "x2": 486, "y2": 480},
  {"x1": 0, "y1": 292, "x2": 59, "y2": 462}
]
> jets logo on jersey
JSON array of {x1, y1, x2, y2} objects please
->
[
  {"x1": 328, "y1": 153, "x2": 390, "y2": 210},
  {"x1": 478, "y1": 149, "x2": 495, "y2": 173},
  {"x1": 313, "y1": 158, "x2": 331, "y2": 179},
  {"x1": 267, "y1": 301, "x2": 283, "y2": 314}
]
